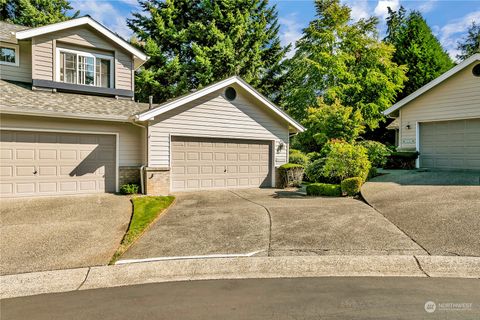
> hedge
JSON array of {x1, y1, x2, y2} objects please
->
[
  {"x1": 341, "y1": 177, "x2": 363, "y2": 196},
  {"x1": 306, "y1": 183, "x2": 342, "y2": 197},
  {"x1": 278, "y1": 163, "x2": 304, "y2": 188}
]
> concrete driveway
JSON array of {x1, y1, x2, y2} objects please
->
[
  {"x1": 362, "y1": 170, "x2": 480, "y2": 256},
  {"x1": 122, "y1": 189, "x2": 425, "y2": 261},
  {"x1": 0, "y1": 194, "x2": 132, "y2": 275}
]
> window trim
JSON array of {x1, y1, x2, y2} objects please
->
[
  {"x1": 55, "y1": 47, "x2": 114, "y2": 88},
  {"x1": 0, "y1": 43, "x2": 20, "y2": 67}
]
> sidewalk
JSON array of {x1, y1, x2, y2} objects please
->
[{"x1": 2, "y1": 255, "x2": 479, "y2": 299}]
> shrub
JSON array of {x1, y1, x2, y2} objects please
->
[
  {"x1": 384, "y1": 151, "x2": 419, "y2": 169},
  {"x1": 357, "y1": 140, "x2": 391, "y2": 167},
  {"x1": 306, "y1": 151, "x2": 322, "y2": 162},
  {"x1": 322, "y1": 141, "x2": 371, "y2": 182},
  {"x1": 341, "y1": 177, "x2": 363, "y2": 196},
  {"x1": 120, "y1": 183, "x2": 139, "y2": 195},
  {"x1": 367, "y1": 167, "x2": 378, "y2": 180},
  {"x1": 289, "y1": 149, "x2": 310, "y2": 167},
  {"x1": 306, "y1": 183, "x2": 342, "y2": 197},
  {"x1": 278, "y1": 163, "x2": 305, "y2": 188},
  {"x1": 305, "y1": 158, "x2": 325, "y2": 182}
]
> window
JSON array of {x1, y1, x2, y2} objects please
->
[
  {"x1": 0, "y1": 44, "x2": 19, "y2": 66},
  {"x1": 473, "y1": 64, "x2": 480, "y2": 77},
  {"x1": 225, "y1": 87, "x2": 237, "y2": 101},
  {"x1": 57, "y1": 48, "x2": 113, "y2": 88}
]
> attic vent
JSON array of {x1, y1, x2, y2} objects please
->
[
  {"x1": 225, "y1": 87, "x2": 236, "y2": 101},
  {"x1": 473, "y1": 64, "x2": 480, "y2": 77}
]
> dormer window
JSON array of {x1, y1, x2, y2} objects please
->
[
  {"x1": 0, "y1": 44, "x2": 19, "y2": 66},
  {"x1": 56, "y1": 48, "x2": 113, "y2": 88}
]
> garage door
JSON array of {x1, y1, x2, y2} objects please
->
[
  {"x1": 419, "y1": 118, "x2": 480, "y2": 170},
  {"x1": 171, "y1": 136, "x2": 272, "y2": 191},
  {"x1": 0, "y1": 130, "x2": 116, "y2": 197}
]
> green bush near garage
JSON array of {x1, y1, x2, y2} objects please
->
[
  {"x1": 306, "y1": 183, "x2": 342, "y2": 197},
  {"x1": 341, "y1": 177, "x2": 363, "y2": 196},
  {"x1": 278, "y1": 163, "x2": 305, "y2": 187}
]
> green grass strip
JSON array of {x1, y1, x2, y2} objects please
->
[{"x1": 110, "y1": 196, "x2": 175, "y2": 264}]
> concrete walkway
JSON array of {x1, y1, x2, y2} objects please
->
[
  {"x1": 362, "y1": 170, "x2": 480, "y2": 256},
  {"x1": 0, "y1": 194, "x2": 132, "y2": 275},
  {"x1": 2, "y1": 255, "x2": 480, "y2": 299},
  {"x1": 122, "y1": 188, "x2": 426, "y2": 261}
]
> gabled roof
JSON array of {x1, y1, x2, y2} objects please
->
[
  {"x1": 135, "y1": 76, "x2": 305, "y2": 133},
  {"x1": 15, "y1": 16, "x2": 148, "y2": 69},
  {"x1": 384, "y1": 53, "x2": 480, "y2": 116}
]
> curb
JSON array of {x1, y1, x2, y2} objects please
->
[{"x1": 1, "y1": 255, "x2": 479, "y2": 299}]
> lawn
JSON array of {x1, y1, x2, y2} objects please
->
[{"x1": 110, "y1": 196, "x2": 175, "y2": 263}]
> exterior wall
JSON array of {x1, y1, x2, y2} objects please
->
[
  {"x1": 398, "y1": 63, "x2": 480, "y2": 150},
  {"x1": 0, "y1": 114, "x2": 146, "y2": 167},
  {"x1": 144, "y1": 167, "x2": 170, "y2": 195},
  {"x1": 0, "y1": 40, "x2": 32, "y2": 83},
  {"x1": 119, "y1": 166, "x2": 141, "y2": 186},
  {"x1": 148, "y1": 84, "x2": 290, "y2": 170},
  {"x1": 31, "y1": 26, "x2": 134, "y2": 91}
]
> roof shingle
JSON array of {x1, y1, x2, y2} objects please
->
[
  {"x1": 0, "y1": 80, "x2": 150, "y2": 121},
  {"x1": 0, "y1": 22, "x2": 30, "y2": 43}
]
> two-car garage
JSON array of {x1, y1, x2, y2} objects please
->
[{"x1": 0, "y1": 130, "x2": 117, "y2": 197}]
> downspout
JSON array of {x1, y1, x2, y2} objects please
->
[{"x1": 130, "y1": 118, "x2": 148, "y2": 195}]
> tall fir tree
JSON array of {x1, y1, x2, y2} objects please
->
[
  {"x1": 385, "y1": 7, "x2": 454, "y2": 100},
  {"x1": 128, "y1": 0, "x2": 289, "y2": 103},
  {"x1": 280, "y1": 0, "x2": 406, "y2": 131},
  {"x1": 456, "y1": 21, "x2": 480, "y2": 61},
  {"x1": 0, "y1": 0, "x2": 79, "y2": 27}
]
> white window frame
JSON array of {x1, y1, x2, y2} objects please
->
[
  {"x1": 55, "y1": 47, "x2": 114, "y2": 88},
  {"x1": 0, "y1": 43, "x2": 20, "y2": 67}
]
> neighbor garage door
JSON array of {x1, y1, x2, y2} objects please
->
[
  {"x1": 171, "y1": 136, "x2": 271, "y2": 191},
  {"x1": 0, "y1": 130, "x2": 116, "y2": 197},
  {"x1": 419, "y1": 118, "x2": 480, "y2": 170}
]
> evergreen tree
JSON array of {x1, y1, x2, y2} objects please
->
[
  {"x1": 456, "y1": 21, "x2": 480, "y2": 61},
  {"x1": 0, "y1": 0, "x2": 79, "y2": 27},
  {"x1": 128, "y1": 0, "x2": 289, "y2": 103},
  {"x1": 280, "y1": 0, "x2": 406, "y2": 131},
  {"x1": 385, "y1": 7, "x2": 454, "y2": 100}
]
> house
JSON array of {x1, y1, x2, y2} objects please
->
[
  {"x1": 0, "y1": 17, "x2": 303, "y2": 198},
  {"x1": 384, "y1": 53, "x2": 480, "y2": 170}
]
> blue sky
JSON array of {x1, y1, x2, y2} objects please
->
[{"x1": 70, "y1": 0, "x2": 480, "y2": 60}]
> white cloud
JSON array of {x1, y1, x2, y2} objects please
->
[
  {"x1": 279, "y1": 13, "x2": 303, "y2": 58},
  {"x1": 71, "y1": 0, "x2": 133, "y2": 39},
  {"x1": 344, "y1": 0, "x2": 369, "y2": 21},
  {"x1": 438, "y1": 10, "x2": 480, "y2": 60},
  {"x1": 418, "y1": 0, "x2": 438, "y2": 13},
  {"x1": 374, "y1": 0, "x2": 400, "y2": 19}
]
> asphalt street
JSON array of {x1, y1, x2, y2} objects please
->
[{"x1": 1, "y1": 277, "x2": 479, "y2": 319}]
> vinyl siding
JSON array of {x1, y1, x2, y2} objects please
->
[
  {"x1": 0, "y1": 114, "x2": 145, "y2": 166},
  {"x1": 31, "y1": 26, "x2": 134, "y2": 90},
  {"x1": 0, "y1": 40, "x2": 32, "y2": 83},
  {"x1": 399, "y1": 63, "x2": 480, "y2": 150},
  {"x1": 148, "y1": 84, "x2": 290, "y2": 168}
]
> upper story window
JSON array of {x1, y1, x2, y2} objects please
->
[
  {"x1": 0, "y1": 44, "x2": 19, "y2": 67},
  {"x1": 56, "y1": 48, "x2": 113, "y2": 88}
]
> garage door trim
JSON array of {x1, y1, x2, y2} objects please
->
[
  {"x1": 169, "y1": 134, "x2": 276, "y2": 190},
  {"x1": 1, "y1": 127, "x2": 120, "y2": 193},
  {"x1": 416, "y1": 117, "x2": 480, "y2": 169}
]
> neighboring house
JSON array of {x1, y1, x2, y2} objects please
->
[
  {"x1": 384, "y1": 53, "x2": 480, "y2": 170},
  {"x1": 0, "y1": 17, "x2": 303, "y2": 198}
]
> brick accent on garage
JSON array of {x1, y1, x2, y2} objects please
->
[
  {"x1": 119, "y1": 166, "x2": 141, "y2": 186},
  {"x1": 145, "y1": 167, "x2": 170, "y2": 195}
]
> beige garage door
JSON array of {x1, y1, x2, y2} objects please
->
[
  {"x1": 420, "y1": 118, "x2": 480, "y2": 170},
  {"x1": 0, "y1": 130, "x2": 116, "y2": 197},
  {"x1": 171, "y1": 136, "x2": 272, "y2": 191}
]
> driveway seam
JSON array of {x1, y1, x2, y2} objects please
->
[
  {"x1": 76, "y1": 267, "x2": 91, "y2": 290},
  {"x1": 413, "y1": 256, "x2": 430, "y2": 277},
  {"x1": 358, "y1": 195, "x2": 432, "y2": 256},
  {"x1": 229, "y1": 190, "x2": 272, "y2": 256}
]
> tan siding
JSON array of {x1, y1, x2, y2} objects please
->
[
  {"x1": 1, "y1": 114, "x2": 145, "y2": 166},
  {"x1": 148, "y1": 85, "x2": 290, "y2": 168},
  {"x1": 399, "y1": 63, "x2": 480, "y2": 150},
  {"x1": 0, "y1": 40, "x2": 32, "y2": 83},
  {"x1": 31, "y1": 26, "x2": 134, "y2": 90}
]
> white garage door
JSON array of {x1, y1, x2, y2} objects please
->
[
  {"x1": 0, "y1": 130, "x2": 117, "y2": 197},
  {"x1": 420, "y1": 118, "x2": 480, "y2": 170},
  {"x1": 171, "y1": 136, "x2": 272, "y2": 191}
]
